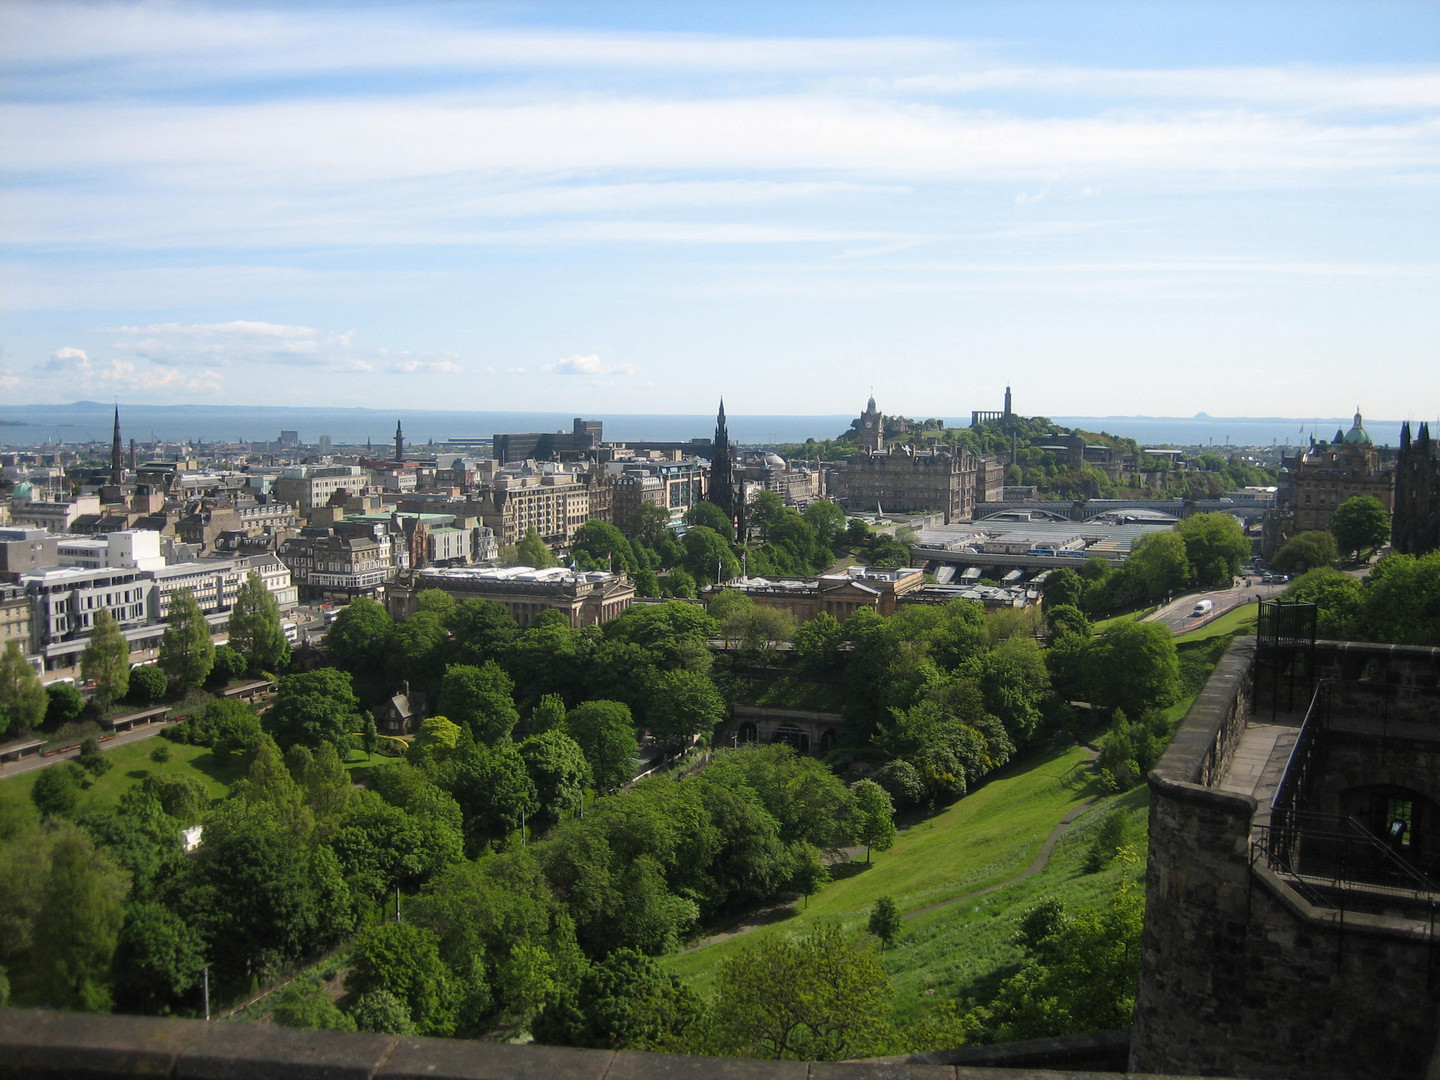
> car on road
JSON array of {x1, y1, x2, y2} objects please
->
[{"x1": 1191, "y1": 599, "x2": 1214, "y2": 617}]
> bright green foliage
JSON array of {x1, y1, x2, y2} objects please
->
[
  {"x1": 202, "y1": 698, "x2": 265, "y2": 763},
  {"x1": 570, "y1": 520, "x2": 640, "y2": 573},
  {"x1": 684, "y1": 501, "x2": 735, "y2": 542},
  {"x1": 125, "y1": 663, "x2": 168, "y2": 704},
  {"x1": 325, "y1": 598, "x2": 394, "y2": 701},
  {"x1": 527, "y1": 693, "x2": 567, "y2": 736},
  {"x1": 209, "y1": 643, "x2": 249, "y2": 684},
  {"x1": 1331, "y1": 495, "x2": 1391, "y2": 560},
  {"x1": 415, "y1": 588, "x2": 457, "y2": 617},
  {"x1": 1125, "y1": 531, "x2": 1189, "y2": 599},
  {"x1": 445, "y1": 599, "x2": 520, "y2": 666},
  {"x1": 78, "y1": 737, "x2": 112, "y2": 777},
  {"x1": 407, "y1": 716, "x2": 463, "y2": 764},
  {"x1": 643, "y1": 668, "x2": 725, "y2": 747},
  {"x1": 1273, "y1": 531, "x2": 1339, "y2": 574},
  {"x1": 1085, "y1": 621, "x2": 1181, "y2": 717},
  {"x1": 446, "y1": 740, "x2": 539, "y2": 854},
  {"x1": 1044, "y1": 604, "x2": 1090, "y2": 643},
  {"x1": 159, "y1": 588, "x2": 214, "y2": 691},
  {"x1": 792, "y1": 610, "x2": 843, "y2": 674},
  {"x1": 705, "y1": 745, "x2": 855, "y2": 853},
  {"x1": 111, "y1": 900, "x2": 207, "y2": 1015},
  {"x1": 438, "y1": 662, "x2": 519, "y2": 745},
  {"x1": 851, "y1": 779, "x2": 896, "y2": 863},
  {"x1": 32, "y1": 763, "x2": 86, "y2": 819},
  {"x1": 81, "y1": 608, "x2": 129, "y2": 710},
  {"x1": 350, "y1": 988, "x2": 416, "y2": 1034},
  {"x1": 0, "y1": 641, "x2": 46, "y2": 734},
  {"x1": 227, "y1": 572, "x2": 291, "y2": 675},
  {"x1": 386, "y1": 611, "x2": 449, "y2": 699},
  {"x1": 520, "y1": 729, "x2": 592, "y2": 831},
  {"x1": 141, "y1": 773, "x2": 209, "y2": 825},
  {"x1": 267, "y1": 668, "x2": 363, "y2": 753},
  {"x1": 532, "y1": 947, "x2": 702, "y2": 1051},
  {"x1": 707, "y1": 923, "x2": 893, "y2": 1061},
  {"x1": 1041, "y1": 568, "x2": 1085, "y2": 609},
  {"x1": 45, "y1": 682, "x2": 86, "y2": 726},
  {"x1": 271, "y1": 981, "x2": 358, "y2": 1031},
  {"x1": 346, "y1": 921, "x2": 457, "y2": 1036},
  {"x1": 1353, "y1": 550, "x2": 1440, "y2": 646},
  {"x1": 868, "y1": 896, "x2": 903, "y2": 951},
  {"x1": 663, "y1": 568, "x2": 697, "y2": 598},
  {"x1": 30, "y1": 825, "x2": 131, "y2": 1011},
  {"x1": 1174, "y1": 512, "x2": 1250, "y2": 587},
  {"x1": 680, "y1": 526, "x2": 740, "y2": 587},
  {"x1": 514, "y1": 527, "x2": 558, "y2": 569},
  {"x1": 565, "y1": 700, "x2": 638, "y2": 794},
  {"x1": 802, "y1": 499, "x2": 847, "y2": 554}
]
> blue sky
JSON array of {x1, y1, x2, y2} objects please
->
[{"x1": 2, "y1": 1, "x2": 1437, "y2": 422}]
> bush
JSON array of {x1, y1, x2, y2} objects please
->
[
  {"x1": 32, "y1": 762, "x2": 86, "y2": 818},
  {"x1": 45, "y1": 683, "x2": 86, "y2": 726},
  {"x1": 209, "y1": 646, "x2": 249, "y2": 686},
  {"x1": 149, "y1": 743, "x2": 171, "y2": 764},
  {"x1": 126, "y1": 664, "x2": 169, "y2": 704},
  {"x1": 77, "y1": 736, "x2": 113, "y2": 777},
  {"x1": 1084, "y1": 810, "x2": 1129, "y2": 873}
]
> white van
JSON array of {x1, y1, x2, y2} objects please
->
[{"x1": 1191, "y1": 599, "x2": 1213, "y2": 617}]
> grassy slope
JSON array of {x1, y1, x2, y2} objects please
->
[{"x1": 663, "y1": 741, "x2": 1101, "y2": 996}]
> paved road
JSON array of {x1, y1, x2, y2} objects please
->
[
  {"x1": 0, "y1": 717, "x2": 176, "y2": 780},
  {"x1": 1147, "y1": 575, "x2": 1289, "y2": 635}
]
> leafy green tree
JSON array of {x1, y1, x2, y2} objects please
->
[
  {"x1": 1044, "y1": 604, "x2": 1091, "y2": 643},
  {"x1": 81, "y1": 607, "x2": 129, "y2": 710},
  {"x1": 873, "y1": 758, "x2": 927, "y2": 811},
  {"x1": 1125, "y1": 531, "x2": 1190, "y2": 600},
  {"x1": 32, "y1": 762, "x2": 86, "y2": 819},
  {"x1": 112, "y1": 900, "x2": 207, "y2": 1015},
  {"x1": 1041, "y1": 567, "x2": 1085, "y2": 610},
  {"x1": 802, "y1": 499, "x2": 847, "y2": 554},
  {"x1": 1175, "y1": 512, "x2": 1250, "y2": 587},
  {"x1": 684, "y1": 501, "x2": 735, "y2": 543},
  {"x1": 1086, "y1": 621, "x2": 1180, "y2": 717},
  {"x1": 1273, "y1": 530, "x2": 1339, "y2": 574},
  {"x1": 438, "y1": 662, "x2": 520, "y2": 745},
  {"x1": 387, "y1": 610, "x2": 450, "y2": 700},
  {"x1": 514, "y1": 527, "x2": 558, "y2": 569},
  {"x1": 45, "y1": 681, "x2": 86, "y2": 726},
  {"x1": 407, "y1": 716, "x2": 463, "y2": 763},
  {"x1": 346, "y1": 921, "x2": 457, "y2": 1036},
  {"x1": 533, "y1": 948, "x2": 702, "y2": 1051},
  {"x1": 0, "y1": 641, "x2": 46, "y2": 735},
  {"x1": 663, "y1": 568, "x2": 697, "y2": 598},
  {"x1": 142, "y1": 773, "x2": 209, "y2": 824},
  {"x1": 520, "y1": 730, "x2": 592, "y2": 831},
  {"x1": 1331, "y1": 495, "x2": 1391, "y2": 561},
  {"x1": 267, "y1": 668, "x2": 363, "y2": 753},
  {"x1": 729, "y1": 605, "x2": 797, "y2": 661},
  {"x1": 445, "y1": 599, "x2": 520, "y2": 665},
  {"x1": 792, "y1": 610, "x2": 843, "y2": 674},
  {"x1": 125, "y1": 662, "x2": 168, "y2": 704},
  {"x1": 707, "y1": 923, "x2": 893, "y2": 1061},
  {"x1": 1353, "y1": 550, "x2": 1440, "y2": 646},
  {"x1": 706, "y1": 745, "x2": 855, "y2": 853},
  {"x1": 851, "y1": 779, "x2": 897, "y2": 864},
  {"x1": 570, "y1": 520, "x2": 639, "y2": 573},
  {"x1": 324, "y1": 598, "x2": 394, "y2": 701},
  {"x1": 78, "y1": 736, "x2": 112, "y2": 778},
  {"x1": 349, "y1": 989, "x2": 416, "y2": 1034},
  {"x1": 159, "y1": 588, "x2": 214, "y2": 691},
  {"x1": 209, "y1": 644, "x2": 249, "y2": 685},
  {"x1": 227, "y1": 571, "x2": 291, "y2": 675},
  {"x1": 31, "y1": 825, "x2": 131, "y2": 1010},
  {"x1": 527, "y1": 693, "x2": 567, "y2": 736},
  {"x1": 271, "y1": 981, "x2": 358, "y2": 1031},
  {"x1": 868, "y1": 896, "x2": 903, "y2": 951},
  {"x1": 415, "y1": 588, "x2": 457, "y2": 618},
  {"x1": 565, "y1": 700, "x2": 638, "y2": 795},
  {"x1": 644, "y1": 668, "x2": 725, "y2": 748},
  {"x1": 203, "y1": 698, "x2": 265, "y2": 764},
  {"x1": 680, "y1": 526, "x2": 740, "y2": 587},
  {"x1": 447, "y1": 741, "x2": 539, "y2": 854}
]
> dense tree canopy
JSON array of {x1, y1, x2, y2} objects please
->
[
  {"x1": 0, "y1": 641, "x2": 47, "y2": 735},
  {"x1": 159, "y1": 588, "x2": 215, "y2": 692},
  {"x1": 1331, "y1": 495, "x2": 1391, "y2": 561},
  {"x1": 227, "y1": 572, "x2": 291, "y2": 675}
]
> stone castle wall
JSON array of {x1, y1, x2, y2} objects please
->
[{"x1": 1131, "y1": 638, "x2": 1440, "y2": 1079}]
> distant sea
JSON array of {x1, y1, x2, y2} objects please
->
[{"x1": 0, "y1": 401, "x2": 1413, "y2": 450}]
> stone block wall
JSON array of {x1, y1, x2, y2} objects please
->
[{"x1": 1132, "y1": 637, "x2": 1440, "y2": 1079}]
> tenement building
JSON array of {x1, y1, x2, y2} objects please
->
[
  {"x1": 1277, "y1": 409, "x2": 1393, "y2": 534},
  {"x1": 1392, "y1": 420, "x2": 1440, "y2": 556},
  {"x1": 838, "y1": 397, "x2": 1002, "y2": 523}
]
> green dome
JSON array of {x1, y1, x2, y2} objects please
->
[
  {"x1": 1342, "y1": 409, "x2": 1373, "y2": 446},
  {"x1": 12, "y1": 480, "x2": 32, "y2": 500}
]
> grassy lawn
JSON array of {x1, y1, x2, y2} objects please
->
[
  {"x1": 1091, "y1": 605, "x2": 1158, "y2": 631},
  {"x1": 1176, "y1": 601, "x2": 1259, "y2": 641},
  {"x1": 0, "y1": 736, "x2": 245, "y2": 825},
  {"x1": 663, "y1": 741, "x2": 1102, "y2": 996}
]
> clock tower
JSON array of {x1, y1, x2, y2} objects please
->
[{"x1": 858, "y1": 395, "x2": 884, "y2": 453}]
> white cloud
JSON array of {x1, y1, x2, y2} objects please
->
[
  {"x1": 547, "y1": 354, "x2": 636, "y2": 377},
  {"x1": 39, "y1": 346, "x2": 222, "y2": 395}
]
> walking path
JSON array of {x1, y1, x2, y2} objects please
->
[{"x1": 1216, "y1": 713, "x2": 1302, "y2": 829}]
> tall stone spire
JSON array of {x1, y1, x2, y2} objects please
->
[
  {"x1": 110, "y1": 405, "x2": 124, "y2": 485},
  {"x1": 394, "y1": 420, "x2": 405, "y2": 463},
  {"x1": 709, "y1": 399, "x2": 734, "y2": 522}
]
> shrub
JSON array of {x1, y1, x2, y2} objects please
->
[
  {"x1": 209, "y1": 646, "x2": 249, "y2": 686},
  {"x1": 126, "y1": 664, "x2": 169, "y2": 704},
  {"x1": 78, "y1": 737, "x2": 113, "y2": 777},
  {"x1": 149, "y1": 743, "x2": 171, "y2": 764},
  {"x1": 45, "y1": 683, "x2": 86, "y2": 726}
]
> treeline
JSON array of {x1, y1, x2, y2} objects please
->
[{"x1": 1282, "y1": 551, "x2": 1440, "y2": 646}]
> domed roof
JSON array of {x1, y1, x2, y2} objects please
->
[
  {"x1": 764, "y1": 453, "x2": 786, "y2": 468},
  {"x1": 12, "y1": 480, "x2": 33, "y2": 499},
  {"x1": 1342, "y1": 408, "x2": 1373, "y2": 446}
]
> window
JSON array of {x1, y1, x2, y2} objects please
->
[{"x1": 1386, "y1": 798, "x2": 1414, "y2": 846}]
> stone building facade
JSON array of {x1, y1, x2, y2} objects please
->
[
  {"x1": 1392, "y1": 420, "x2": 1440, "y2": 556},
  {"x1": 387, "y1": 565, "x2": 635, "y2": 629},
  {"x1": 1277, "y1": 410, "x2": 1394, "y2": 534}
]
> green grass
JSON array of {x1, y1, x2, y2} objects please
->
[
  {"x1": 663, "y1": 741, "x2": 1102, "y2": 996},
  {"x1": 1175, "y1": 600, "x2": 1258, "y2": 641},
  {"x1": 0, "y1": 736, "x2": 245, "y2": 824},
  {"x1": 1091, "y1": 605, "x2": 1158, "y2": 631}
]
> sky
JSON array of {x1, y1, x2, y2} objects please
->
[{"x1": 2, "y1": 1, "x2": 1438, "y2": 422}]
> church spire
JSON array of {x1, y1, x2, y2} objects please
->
[
  {"x1": 394, "y1": 420, "x2": 405, "y2": 463},
  {"x1": 709, "y1": 399, "x2": 734, "y2": 522},
  {"x1": 110, "y1": 405, "x2": 124, "y2": 485}
]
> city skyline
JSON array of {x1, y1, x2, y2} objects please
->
[{"x1": 2, "y1": 1, "x2": 1438, "y2": 419}]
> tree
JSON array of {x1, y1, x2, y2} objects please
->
[
  {"x1": 46, "y1": 681, "x2": 86, "y2": 726},
  {"x1": 438, "y1": 662, "x2": 519, "y2": 745},
  {"x1": 680, "y1": 526, "x2": 740, "y2": 587},
  {"x1": 125, "y1": 662, "x2": 168, "y2": 704},
  {"x1": 532, "y1": 947, "x2": 702, "y2": 1051},
  {"x1": 514, "y1": 527, "x2": 557, "y2": 569},
  {"x1": 1041, "y1": 568, "x2": 1085, "y2": 610},
  {"x1": 0, "y1": 641, "x2": 46, "y2": 735},
  {"x1": 1273, "y1": 530, "x2": 1339, "y2": 574},
  {"x1": 407, "y1": 716, "x2": 463, "y2": 763},
  {"x1": 30, "y1": 825, "x2": 131, "y2": 1010},
  {"x1": 346, "y1": 922, "x2": 457, "y2": 1036},
  {"x1": 565, "y1": 700, "x2": 638, "y2": 794},
  {"x1": 868, "y1": 896, "x2": 903, "y2": 951},
  {"x1": 851, "y1": 779, "x2": 897, "y2": 864},
  {"x1": 527, "y1": 693, "x2": 567, "y2": 736},
  {"x1": 448, "y1": 741, "x2": 539, "y2": 854},
  {"x1": 1352, "y1": 550, "x2": 1440, "y2": 646},
  {"x1": 792, "y1": 610, "x2": 844, "y2": 675},
  {"x1": 802, "y1": 500, "x2": 847, "y2": 554},
  {"x1": 81, "y1": 607, "x2": 129, "y2": 711},
  {"x1": 644, "y1": 668, "x2": 725, "y2": 748},
  {"x1": 1331, "y1": 495, "x2": 1391, "y2": 561},
  {"x1": 227, "y1": 571, "x2": 291, "y2": 675},
  {"x1": 32, "y1": 762, "x2": 86, "y2": 819},
  {"x1": 1174, "y1": 512, "x2": 1250, "y2": 588},
  {"x1": 202, "y1": 698, "x2": 265, "y2": 763},
  {"x1": 1125, "y1": 531, "x2": 1190, "y2": 600},
  {"x1": 267, "y1": 668, "x2": 363, "y2": 752},
  {"x1": 325, "y1": 598, "x2": 394, "y2": 700},
  {"x1": 520, "y1": 730, "x2": 591, "y2": 831},
  {"x1": 570, "y1": 520, "x2": 638, "y2": 574},
  {"x1": 112, "y1": 900, "x2": 207, "y2": 1015},
  {"x1": 707, "y1": 923, "x2": 893, "y2": 1060},
  {"x1": 684, "y1": 501, "x2": 735, "y2": 543},
  {"x1": 159, "y1": 588, "x2": 214, "y2": 692},
  {"x1": 1086, "y1": 620, "x2": 1180, "y2": 717}
]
